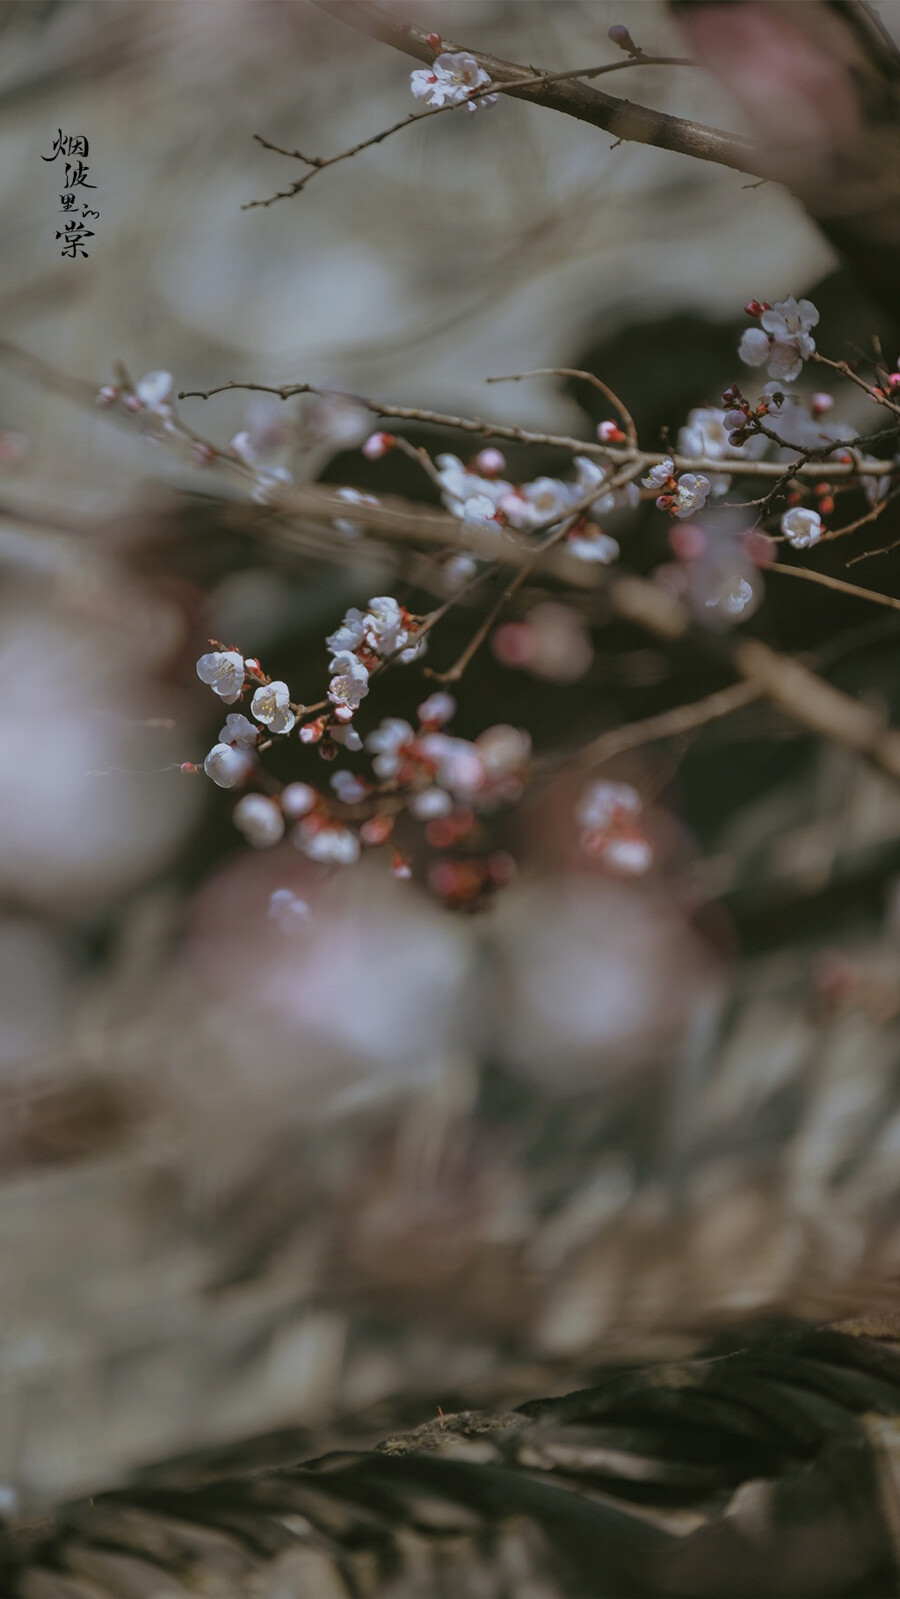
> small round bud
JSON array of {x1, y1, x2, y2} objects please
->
[
  {"x1": 723, "y1": 410, "x2": 747, "y2": 430},
  {"x1": 124, "y1": 394, "x2": 144, "y2": 413},
  {"x1": 180, "y1": 761, "x2": 200, "y2": 775},
  {"x1": 426, "y1": 31, "x2": 442, "y2": 50},
  {"x1": 96, "y1": 385, "x2": 119, "y2": 407},
  {"x1": 818, "y1": 494, "x2": 835, "y2": 516},
  {"x1": 744, "y1": 300, "x2": 765, "y2": 318},
  {"x1": 362, "y1": 431, "x2": 395, "y2": 460},
  {"x1": 811, "y1": 391, "x2": 835, "y2": 414},
  {"x1": 472, "y1": 446, "x2": 506, "y2": 476},
  {"x1": 597, "y1": 420, "x2": 626, "y2": 444},
  {"x1": 608, "y1": 23, "x2": 634, "y2": 49}
]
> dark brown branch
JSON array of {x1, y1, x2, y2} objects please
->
[{"x1": 308, "y1": 0, "x2": 762, "y2": 179}]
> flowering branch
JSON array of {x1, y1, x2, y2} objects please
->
[
  {"x1": 308, "y1": 0, "x2": 761, "y2": 178},
  {"x1": 245, "y1": 51, "x2": 696, "y2": 208}
]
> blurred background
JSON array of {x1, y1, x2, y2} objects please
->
[{"x1": 4, "y1": 0, "x2": 900, "y2": 1534}]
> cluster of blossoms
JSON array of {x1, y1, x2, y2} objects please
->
[
  {"x1": 642, "y1": 458, "x2": 712, "y2": 519},
  {"x1": 576, "y1": 781, "x2": 653, "y2": 876},
  {"x1": 326, "y1": 596, "x2": 425, "y2": 719},
  {"x1": 738, "y1": 296, "x2": 819, "y2": 382},
  {"x1": 432, "y1": 445, "x2": 632, "y2": 560},
  {"x1": 192, "y1": 649, "x2": 531, "y2": 901},
  {"x1": 410, "y1": 49, "x2": 498, "y2": 113}
]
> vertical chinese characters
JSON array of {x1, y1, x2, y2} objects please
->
[{"x1": 42, "y1": 130, "x2": 98, "y2": 258}]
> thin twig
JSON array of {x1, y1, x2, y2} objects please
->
[
  {"x1": 566, "y1": 681, "x2": 760, "y2": 772},
  {"x1": 811, "y1": 350, "x2": 900, "y2": 419},
  {"x1": 244, "y1": 53, "x2": 697, "y2": 208},
  {"x1": 487, "y1": 367, "x2": 638, "y2": 450},
  {"x1": 768, "y1": 560, "x2": 900, "y2": 613}
]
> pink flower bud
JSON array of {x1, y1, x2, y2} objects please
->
[
  {"x1": 124, "y1": 394, "x2": 144, "y2": 413},
  {"x1": 180, "y1": 761, "x2": 200, "y2": 775},
  {"x1": 744, "y1": 300, "x2": 766, "y2": 318},
  {"x1": 426, "y1": 31, "x2": 442, "y2": 49},
  {"x1": 472, "y1": 446, "x2": 506, "y2": 476},
  {"x1": 96, "y1": 385, "x2": 119, "y2": 407},
  {"x1": 597, "y1": 420, "x2": 626, "y2": 444},
  {"x1": 811, "y1": 392, "x2": 835, "y2": 414},
  {"x1": 362, "y1": 431, "x2": 395, "y2": 460}
]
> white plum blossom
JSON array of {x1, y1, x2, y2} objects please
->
[
  {"x1": 196, "y1": 650, "x2": 245, "y2": 704},
  {"x1": 232, "y1": 793, "x2": 285, "y2": 848},
  {"x1": 366, "y1": 596, "x2": 406, "y2": 653},
  {"x1": 567, "y1": 528, "x2": 620, "y2": 563},
  {"x1": 268, "y1": 888, "x2": 312, "y2": 934},
  {"x1": 203, "y1": 742, "x2": 254, "y2": 789},
  {"x1": 332, "y1": 723, "x2": 363, "y2": 751},
  {"x1": 436, "y1": 454, "x2": 511, "y2": 520},
  {"x1": 418, "y1": 732, "x2": 486, "y2": 795},
  {"x1": 671, "y1": 472, "x2": 711, "y2": 519},
  {"x1": 218, "y1": 712, "x2": 258, "y2": 748},
  {"x1": 739, "y1": 296, "x2": 819, "y2": 382},
  {"x1": 281, "y1": 781, "x2": 317, "y2": 819},
  {"x1": 333, "y1": 487, "x2": 380, "y2": 539},
  {"x1": 737, "y1": 327, "x2": 772, "y2": 370},
  {"x1": 643, "y1": 458, "x2": 675, "y2": 490},
  {"x1": 135, "y1": 370, "x2": 172, "y2": 411},
  {"x1": 410, "y1": 787, "x2": 454, "y2": 819},
  {"x1": 418, "y1": 691, "x2": 456, "y2": 726},
  {"x1": 250, "y1": 680, "x2": 295, "y2": 734},
  {"x1": 577, "y1": 780, "x2": 642, "y2": 832},
  {"x1": 293, "y1": 819, "x2": 360, "y2": 865},
  {"x1": 366, "y1": 717, "x2": 414, "y2": 779},
  {"x1": 331, "y1": 770, "x2": 369, "y2": 804},
  {"x1": 410, "y1": 51, "x2": 497, "y2": 112},
  {"x1": 781, "y1": 506, "x2": 823, "y2": 548},
  {"x1": 326, "y1": 608, "x2": 367, "y2": 657},
  {"x1": 328, "y1": 652, "x2": 369, "y2": 715},
  {"x1": 462, "y1": 494, "x2": 501, "y2": 526},
  {"x1": 501, "y1": 477, "x2": 570, "y2": 531}
]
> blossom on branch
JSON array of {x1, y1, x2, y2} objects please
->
[
  {"x1": 739, "y1": 296, "x2": 819, "y2": 382},
  {"x1": 250, "y1": 680, "x2": 295, "y2": 734},
  {"x1": 781, "y1": 506, "x2": 823, "y2": 548},
  {"x1": 410, "y1": 51, "x2": 498, "y2": 112},
  {"x1": 196, "y1": 649, "x2": 245, "y2": 704},
  {"x1": 203, "y1": 742, "x2": 254, "y2": 789}
]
